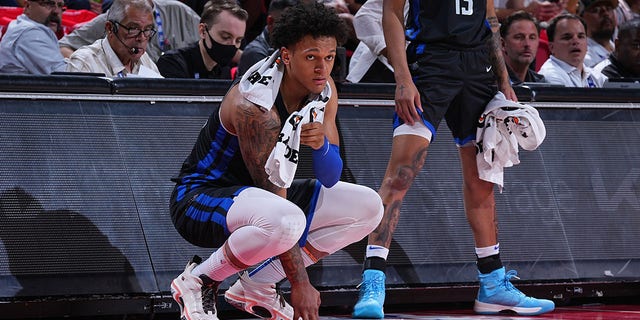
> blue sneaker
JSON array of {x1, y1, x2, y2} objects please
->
[
  {"x1": 474, "y1": 267, "x2": 555, "y2": 316},
  {"x1": 352, "y1": 269, "x2": 386, "y2": 319}
]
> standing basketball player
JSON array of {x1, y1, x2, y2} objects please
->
[
  {"x1": 352, "y1": 0, "x2": 555, "y2": 317},
  {"x1": 169, "y1": 3, "x2": 383, "y2": 320}
]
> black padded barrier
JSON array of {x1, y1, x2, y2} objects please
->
[
  {"x1": 1, "y1": 76, "x2": 640, "y2": 318},
  {"x1": 110, "y1": 78, "x2": 234, "y2": 96},
  {"x1": 0, "y1": 74, "x2": 112, "y2": 94}
]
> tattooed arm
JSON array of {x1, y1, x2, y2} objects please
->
[
  {"x1": 486, "y1": 0, "x2": 518, "y2": 102},
  {"x1": 229, "y1": 89, "x2": 286, "y2": 197}
]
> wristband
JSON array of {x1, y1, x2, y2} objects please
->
[{"x1": 312, "y1": 137, "x2": 343, "y2": 187}]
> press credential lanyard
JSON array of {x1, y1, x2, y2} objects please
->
[{"x1": 153, "y1": 8, "x2": 165, "y2": 52}]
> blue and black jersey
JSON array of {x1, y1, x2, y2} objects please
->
[
  {"x1": 406, "y1": 0, "x2": 491, "y2": 50},
  {"x1": 173, "y1": 90, "x2": 291, "y2": 203}
]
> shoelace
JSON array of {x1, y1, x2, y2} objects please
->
[
  {"x1": 503, "y1": 270, "x2": 525, "y2": 297},
  {"x1": 202, "y1": 284, "x2": 218, "y2": 314},
  {"x1": 275, "y1": 287, "x2": 287, "y2": 308},
  {"x1": 356, "y1": 274, "x2": 384, "y2": 299}
]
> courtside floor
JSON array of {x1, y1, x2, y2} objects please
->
[
  {"x1": 327, "y1": 306, "x2": 640, "y2": 320},
  {"x1": 377, "y1": 304, "x2": 640, "y2": 319},
  {"x1": 215, "y1": 304, "x2": 640, "y2": 320},
  {"x1": 16, "y1": 304, "x2": 640, "y2": 320}
]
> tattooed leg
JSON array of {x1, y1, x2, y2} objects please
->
[{"x1": 369, "y1": 134, "x2": 430, "y2": 248}]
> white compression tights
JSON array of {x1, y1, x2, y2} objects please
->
[
  {"x1": 195, "y1": 182, "x2": 382, "y2": 281},
  {"x1": 248, "y1": 181, "x2": 383, "y2": 283},
  {"x1": 193, "y1": 187, "x2": 307, "y2": 281},
  {"x1": 304, "y1": 181, "x2": 382, "y2": 254}
]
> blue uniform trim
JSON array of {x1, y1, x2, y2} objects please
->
[
  {"x1": 407, "y1": 0, "x2": 422, "y2": 41},
  {"x1": 186, "y1": 194, "x2": 232, "y2": 235},
  {"x1": 249, "y1": 256, "x2": 278, "y2": 277},
  {"x1": 298, "y1": 180, "x2": 322, "y2": 247},
  {"x1": 197, "y1": 125, "x2": 239, "y2": 180},
  {"x1": 184, "y1": 186, "x2": 247, "y2": 236},
  {"x1": 455, "y1": 134, "x2": 476, "y2": 146},
  {"x1": 392, "y1": 109, "x2": 438, "y2": 141},
  {"x1": 176, "y1": 184, "x2": 187, "y2": 202},
  {"x1": 176, "y1": 124, "x2": 242, "y2": 203}
]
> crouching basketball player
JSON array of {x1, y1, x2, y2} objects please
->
[{"x1": 168, "y1": 3, "x2": 384, "y2": 320}]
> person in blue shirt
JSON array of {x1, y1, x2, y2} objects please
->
[{"x1": 0, "y1": 0, "x2": 67, "y2": 74}]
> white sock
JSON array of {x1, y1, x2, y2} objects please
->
[
  {"x1": 192, "y1": 249, "x2": 242, "y2": 282},
  {"x1": 475, "y1": 243, "x2": 500, "y2": 258},
  {"x1": 365, "y1": 245, "x2": 389, "y2": 260},
  {"x1": 249, "y1": 250, "x2": 317, "y2": 283}
]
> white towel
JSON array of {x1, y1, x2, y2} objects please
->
[
  {"x1": 265, "y1": 103, "x2": 326, "y2": 187},
  {"x1": 239, "y1": 50, "x2": 285, "y2": 111},
  {"x1": 476, "y1": 92, "x2": 546, "y2": 192},
  {"x1": 239, "y1": 50, "x2": 331, "y2": 188}
]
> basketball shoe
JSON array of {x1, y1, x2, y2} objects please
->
[
  {"x1": 474, "y1": 267, "x2": 555, "y2": 316},
  {"x1": 171, "y1": 255, "x2": 220, "y2": 320},
  {"x1": 224, "y1": 271, "x2": 293, "y2": 320},
  {"x1": 352, "y1": 269, "x2": 386, "y2": 319}
]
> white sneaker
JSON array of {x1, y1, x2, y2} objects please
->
[
  {"x1": 224, "y1": 271, "x2": 293, "y2": 320},
  {"x1": 171, "y1": 256, "x2": 219, "y2": 320}
]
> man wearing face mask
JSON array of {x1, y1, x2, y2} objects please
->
[
  {"x1": 66, "y1": 0, "x2": 163, "y2": 77},
  {"x1": 156, "y1": 0, "x2": 247, "y2": 79},
  {"x1": 0, "y1": 0, "x2": 66, "y2": 74}
]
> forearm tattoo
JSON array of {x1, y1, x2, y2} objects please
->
[
  {"x1": 486, "y1": 15, "x2": 508, "y2": 82},
  {"x1": 280, "y1": 246, "x2": 309, "y2": 285}
]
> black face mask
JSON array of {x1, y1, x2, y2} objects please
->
[{"x1": 203, "y1": 26, "x2": 238, "y2": 66}]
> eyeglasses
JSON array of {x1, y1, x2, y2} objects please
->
[
  {"x1": 31, "y1": 0, "x2": 66, "y2": 11},
  {"x1": 111, "y1": 20, "x2": 157, "y2": 39}
]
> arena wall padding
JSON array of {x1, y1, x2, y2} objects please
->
[{"x1": 1, "y1": 78, "x2": 639, "y2": 316}]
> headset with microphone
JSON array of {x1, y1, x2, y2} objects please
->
[{"x1": 110, "y1": 20, "x2": 141, "y2": 55}]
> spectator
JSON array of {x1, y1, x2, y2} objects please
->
[
  {"x1": 616, "y1": 0, "x2": 640, "y2": 25},
  {"x1": 494, "y1": 1, "x2": 568, "y2": 72},
  {"x1": 66, "y1": 0, "x2": 162, "y2": 77},
  {"x1": 156, "y1": 0, "x2": 247, "y2": 79},
  {"x1": 0, "y1": 0, "x2": 67, "y2": 74},
  {"x1": 501, "y1": 10, "x2": 547, "y2": 84},
  {"x1": 59, "y1": 0, "x2": 200, "y2": 62},
  {"x1": 593, "y1": 18, "x2": 640, "y2": 77},
  {"x1": 539, "y1": 14, "x2": 607, "y2": 86},
  {"x1": 580, "y1": 0, "x2": 618, "y2": 66},
  {"x1": 345, "y1": 0, "x2": 407, "y2": 83},
  {"x1": 236, "y1": 0, "x2": 298, "y2": 77}
]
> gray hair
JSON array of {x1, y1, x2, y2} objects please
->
[{"x1": 107, "y1": 0, "x2": 153, "y2": 22}]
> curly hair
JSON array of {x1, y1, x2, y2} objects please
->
[{"x1": 270, "y1": 2, "x2": 348, "y2": 49}]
